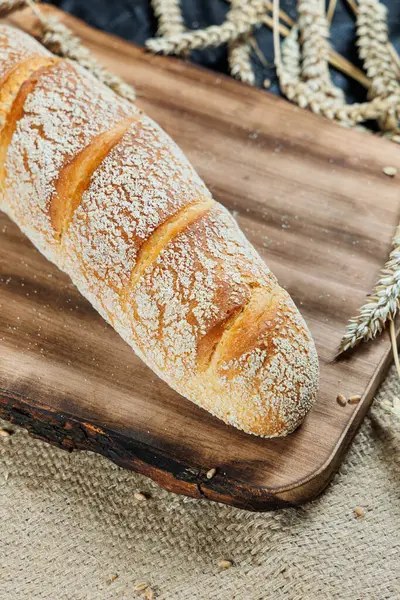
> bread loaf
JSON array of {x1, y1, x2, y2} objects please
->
[{"x1": 0, "y1": 25, "x2": 319, "y2": 437}]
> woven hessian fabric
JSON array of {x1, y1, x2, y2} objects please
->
[{"x1": 1, "y1": 367, "x2": 399, "y2": 600}]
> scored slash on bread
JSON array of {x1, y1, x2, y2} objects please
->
[
  {"x1": 0, "y1": 56, "x2": 57, "y2": 131},
  {"x1": 51, "y1": 116, "x2": 139, "y2": 238},
  {"x1": 0, "y1": 25, "x2": 319, "y2": 437},
  {"x1": 121, "y1": 198, "x2": 215, "y2": 296},
  {"x1": 0, "y1": 60, "x2": 60, "y2": 184}
]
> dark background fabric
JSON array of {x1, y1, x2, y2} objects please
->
[{"x1": 46, "y1": 0, "x2": 400, "y2": 104}]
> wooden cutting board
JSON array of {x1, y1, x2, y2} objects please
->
[{"x1": 1, "y1": 7, "x2": 399, "y2": 511}]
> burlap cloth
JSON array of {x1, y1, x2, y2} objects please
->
[{"x1": 1, "y1": 366, "x2": 399, "y2": 600}]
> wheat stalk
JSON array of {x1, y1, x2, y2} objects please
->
[
  {"x1": 356, "y1": 0, "x2": 400, "y2": 131},
  {"x1": 227, "y1": 0, "x2": 256, "y2": 85},
  {"x1": 248, "y1": 36, "x2": 268, "y2": 67},
  {"x1": 151, "y1": 0, "x2": 185, "y2": 38},
  {"x1": 346, "y1": 0, "x2": 400, "y2": 74},
  {"x1": 326, "y1": 0, "x2": 338, "y2": 24},
  {"x1": 357, "y1": 0, "x2": 399, "y2": 96},
  {"x1": 273, "y1": 0, "x2": 400, "y2": 128},
  {"x1": 275, "y1": 1, "x2": 349, "y2": 121},
  {"x1": 39, "y1": 16, "x2": 136, "y2": 101},
  {"x1": 262, "y1": 14, "x2": 371, "y2": 89},
  {"x1": 146, "y1": 20, "x2": 253, "y2": 54},
  {"x1": 146, "y1": 0, "x2": 370, "y2": 89},
  {"x1": 225, "y1": 0, "x2": 295, "y2": 28},
  {"x1": 297, "y1": 0, "x2": 344, "y2": 102},
  {"x1": 146, "y1": 0, "x2": 270, "y2": 54},
  {"x1": 280, "y1": 78, "x2": 399, "y2": 124},
  {"x1": 336, "y1": 0, "x2": 400, "y2": 354},
  {"x1": 26, "y1": 1, "x2": 136, "y2": 101},
  {"x1": 338, "y1": 227, "x2": 400, "y2": 353},
  {"x1": 281, "y1": 25, "x2": 301, "y2": 80}
]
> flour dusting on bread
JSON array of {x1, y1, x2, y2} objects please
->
[{"x1": 0, "y1": 25, "x2": 319, "y2": 437}]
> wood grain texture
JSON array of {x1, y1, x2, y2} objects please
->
[{"x1": 1, "y1": 6, "x2": 399, "y2": 511}]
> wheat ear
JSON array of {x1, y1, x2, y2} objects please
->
[
  {"x1": 356, "y1": 0, "x2": 400, "y2": 131},
  {"x1": 151, "y1": 0, "x2": 185, "y2": 38},
  {"x1": 297, "y1": 0, "x2": 344, "y2": 102},
  {"x1": 263, "y1": 12, "x2": 370, "y2": 89},
  {"x1": 146, "y1": 0, "x2": 270, "y2": 54},
  {"x1": 226, "y1": 0, "x2": 256, "y2": 85},
  {"x1": 276, "y1": 0, "x2": 348, "y2": 120},
  {"x1": 346, "y1": 0, "x2": 400, "y2": 75},
  {"x1": 337, "y1": 1, "x2": 400, "y2": 353},
  {"x1": 25, "y1": 1, "x2": 136, "y2": 101},
  {"x1": 326, "y1": 0, "x2": 338, "y2": 24},
  {"x1": 228, "y1": 37, "x2": 256, "y2": 85},
  {"x1": 338, "y1": 226, "x2": 400, "y2": 353},
  {"x1": 275, "y1": 1, "x2": 400, "y2": 127}
]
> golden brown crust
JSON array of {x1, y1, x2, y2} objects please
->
[
  {"x1": 197, "y1": 306, "x2": 243, "y2": 371},
  {"x1": 62, "y1": 116, "x2": 213, "y2": 304},
  {"x1": 3, "y1": 56, "x2": 137, "y2": 261},
  {"x1": 124, "y1": 204, "x2": 276, "y2": 381},
  {"x1": 211, "y1": 287, "x2": 284, "y2": 367},
  {"x1": 0, "y1": 25, "x2": 319, "y2": 437},
  {"x1": 0, "y1": 25, "x2": 51, "y2": 81},
  {"x1": 51, "y1": 116, "x2": 138, "y2": 237},
  {"x1": 0, "y1": 60, "x2": 60, "y2": 183},
  {"x1": 207, "y1": 287, "x2": 318, "y2": 436},
  {"x1": 122, "y1": 198, "x2": 215, "y2": 300},
  {"x1": 0, "y1": 56, "x2": 57, "y2": 132}
]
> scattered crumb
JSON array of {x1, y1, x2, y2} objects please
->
[
  {"x1": 336, "y1": 394, "x2": 347, "y2": 407},
  {"x1": 348, "y1": 395, "x2": 361, "y2": 405},
  {"x1": 134, "y1": 492, "x2": 147, "y2": 502},
  {"x1": 218, "y1": 560, "x2": 232, "y2": 569},
  {"x1": 354, "y1": 506, "x2": 366, "y2": 518},
  {"x1": 135, "y1": 582, "x2": 149, "y2": 593},
  {"x1": 108, "y1": 574, "x2": 118, "y2": 584},
  {"x1": 262, "y1": 235, "x2": 271, "y2": 249},
  {"x1": 248, "y1": 131, "x2": 259, "y2": 140},
  {"x1": 382, "y1": 166, "x2": 397, "y2": 177},
  {"x1": 206, "y1": 468, "x2": 217, "y2": 480},
  {"x1": 263, "y1": 78, "x2": 271, "y2": 88}
]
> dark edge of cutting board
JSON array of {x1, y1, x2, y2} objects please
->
[
  {"x1": 1, "y1": 6, "x2": 399, "y2": 511},
  {"x1": 0, "y1": 336, "x2": 394, "y2": 512}
]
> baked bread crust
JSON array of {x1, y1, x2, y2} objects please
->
[{"x1": 0, "y1": 25, "x2": 319, "y2": 437}]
